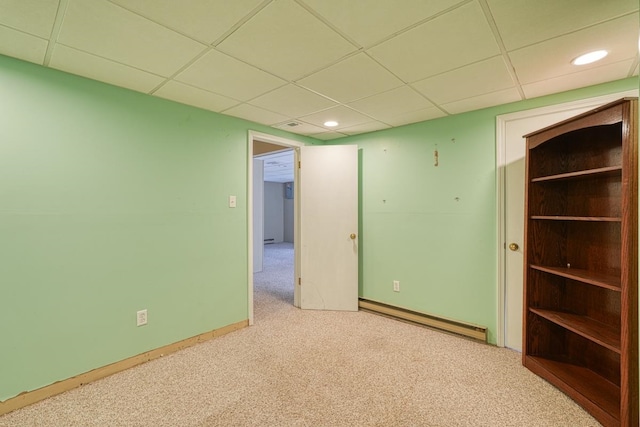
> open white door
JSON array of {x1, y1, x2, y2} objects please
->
[{"x1": 299, "y1": 145, "x2": 358, "y2": 311}]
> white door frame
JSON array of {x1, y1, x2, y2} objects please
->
[
  {"x1": 247, "y1": 131, "x2": 304, "y2": 325},
  {"x1": 495, "y1": 89, "x2": 638, "y2": 347}
]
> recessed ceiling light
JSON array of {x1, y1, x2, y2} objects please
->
[
  {"x1": 324, "y1": 120, "x2": 338, "y2": 127},
  {"x1": 571, "y1": 50, "x2": 608, "y2": 66}
]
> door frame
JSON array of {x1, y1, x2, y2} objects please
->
[
  {"x1": 247, "y1": 130, "x2": 304, "y2": 325},
  {"x1": 495, "y1": 89, "x2": 638, "y2": 347}
]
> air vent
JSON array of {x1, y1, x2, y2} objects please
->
[{"x1": 285, "y1": 121, "x2": 301, "y2": 127}]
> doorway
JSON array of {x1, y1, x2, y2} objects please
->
[
  {"x1": 253, "y1": 148, "x2": 296, "y2": 313},
  {"x1": 248, "y1": 131, "x2": 304, "y2": 325},
  {"x1": 495, "y1": 89, "x2": 638, "y2": 350}
]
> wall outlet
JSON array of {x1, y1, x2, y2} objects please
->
[
  {"x1": 136, "y1": 309, "x2": 148, "y2": 326},
  {"x1": 393, "y1": 280, "x2": 400, "y2": 292}
]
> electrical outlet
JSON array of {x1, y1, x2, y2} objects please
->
[
  {"x1": 393, "y1": 280, "x2": 400, "y2": 292},
  {"x1": 136, "y1": 309, "x2": 148, "y2": 326}
]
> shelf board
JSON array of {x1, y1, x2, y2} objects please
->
[
  {"x1": 530, "y1": 308, "x2": 621, "y2": 353},
  {"x1": 530, "y1": 216, "x2": 621, "y2": 222},
  {"x1": 524, "y1": 356, "x2": 620, "y2": 426},
  {"x1": 530, "y1": 265, "x2": 621, "y2": 291},
  {"x1": 531, "y1": 165, "x2": 622, "y2": 182}
]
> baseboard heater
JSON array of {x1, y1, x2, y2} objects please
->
[{"x1": 358, "y1": 298, "x2": 487, "y2": 342}]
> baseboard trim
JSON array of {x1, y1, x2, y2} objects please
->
[
  {"x1": 0, "y1": 319, "x2": 249, "y2": 416},
  {"x1": 359, "y1": 298, "x2": 487, "y2": 342}
]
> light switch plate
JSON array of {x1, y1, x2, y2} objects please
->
[{"x1": 229, "y1": 195, "x2": 237, "y2": 208}]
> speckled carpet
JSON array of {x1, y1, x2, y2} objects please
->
[{"x1": 0, "y1": 243, "x2": 599, "y2": 426}]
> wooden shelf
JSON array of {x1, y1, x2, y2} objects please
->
[
  {"x1": 530, "y1": 216, "x2": 621, "y2": 222},
  {"x1": 523, "y1": 99, "x2": 637, "y2": 426},
  {"x1": 531, "y1": 165, "x2": 621, "y2": 183},
  {"x1": 530, "y1": 308, "x2": 620, "y2": 353},
  {"x1": 525, "y1": 356, "x2": 620, "y2": 426},
  {"x1": 530, "y1": 265, "x2": 621, "y2": 291}
]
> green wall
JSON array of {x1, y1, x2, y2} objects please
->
[
  {"x1": 335, "y1": 77, "x2": 638, "y2": 344},
  {"x1": 0, "y1": 55, "x2": 315, "y2": 402},
  {"x1": 1, "y1": 51, "x2": 636, "y2": 402}
]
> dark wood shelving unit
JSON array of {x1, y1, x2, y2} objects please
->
[{"x1": 522, "y1": 98, "x2": 638, "y2": 426}]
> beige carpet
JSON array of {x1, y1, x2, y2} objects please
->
[{"x1": 0, "y1": 243, "x2": 600, "y2": 426}]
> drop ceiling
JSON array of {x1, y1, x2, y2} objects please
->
[
  {"x1": 1, "y1": 0, "x2": 638, "y2": 140},
  {"x1": 256, "y1": 149, "x2": 294, "y2": 183}
]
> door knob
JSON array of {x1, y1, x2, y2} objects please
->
[
  {"x1": 350, "y1": 233, "x2": 357, "y2": 240},
  {"x1": 509, "y1": 243, "x2": 519, "y2": 251}
]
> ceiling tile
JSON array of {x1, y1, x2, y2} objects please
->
[
  {"x1": 441, "y1": 87, "x2": 521, "y2": 114},
  {"x1": 154, "y1": 81, "x2": 240, "y2": 112},
  {"x1": 0, "y1": 25, "x2": 47, "y2": 64},
  {"x1": 175, "y1": 49, "x2": 286, "y2": 101},
  {"x1": 509, "y1": 14, "x2": 639, "y2": 85},
  {"x1": 382, "y1": 106, "x2": 447, "y2": 127},
  {"x1": 297, "y1": 53, "x2": 404, "y2": 103},
  {"x1": 298, "y1": 105, "x2": 372, "y2": 130},
  {"x1": 273, "y1": 120, "x2": 328, "y2": 135},
  {"x1": 217, "y1": 0, "x2": 356, "y2": 81},
  {"x1": 222, "y1": 103, "x2": 289, "y2": 126},
  {"x1": 49, "y1": 44, "x2": 165, "y2": 93},
  {"x1": 368, "y1": 1, "x2": 500, "y2": 82},
  {"x1": 0, "y1": 0, "x2": 59, "y2": 38},
  {"x1": 249, "y1": 84, "x2": 337, "y2": 117},
  {"x1": 310, "y1": 131, "x2": 348, "y2": 141},
  {"x1": 487, "y1": 0, "x2": 639, "y2": 51},
  {"x1": 302, "y1": 0, "x2": 465, "y2": 47},
  {"x1": 634, "y1": 64, "x2": 639, "y2": 76},
  {"x1": 57, "y1": 0, "x2": 206, "y2": 76},
  {"x1": 109, "y1": 0, "x2": 263, "y2": 44},
  {"x1": 412, "y1": 56, "x2": 515, "y2": 104},
  {"x1": 347, "y1": 86, "x2": 433, "y2": 121},
  {"x1": 522, "y1": 60, "x2": 635, "y2": 99},
  {"x1": 339, "y1": 121, "x2": 391, "y2": 136}
]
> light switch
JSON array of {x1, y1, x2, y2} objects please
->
[{"x1": 229, "y1": 195, "x2": 237, "y2": 208}]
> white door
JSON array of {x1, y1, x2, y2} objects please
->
[
  {"x1": 252, "y1": 159, "x2": 264, "y2": 273},
  {"x1": 299, "y1": 145, "x2": 358, "y2": 311},
  {"x1": 500, "y1": 92, "x2": 636, "y2": 350}
]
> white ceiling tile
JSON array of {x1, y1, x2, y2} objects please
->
[
  {"x1": 339, "y1": 121, "x2": 391, "y2": 136},
  {"x1": 0, "y1": 0, "x2": 59, "y2": 38},
  {"x1": 522, "y1": 60, "x2": 635, "y2": 99},
  {"x1": 217, "y1": 0, "x2": 356, "y2": 81},
  {"x1": 49, "y1": 44, "x2": 165, "y2": 93},
  {"x1": 175, "y1": 49, "x2": 286, "y2": 101},
  {"x1": 109, "y1": 0, "x2": 263, "y2": 44},
  {"x1": 297, "y1": 53, "x2": 404, "y2": 103},
  {"x1": 383, "y1": 106, "x2": 448, "y2": 127},
  {"x1": 249, "y1": 84, "x2": 337, "y2": 117},
  {"x1": 154, "y1": 81, "x2": 240, "y2": 112},
  {"x1": 347, "y1": 86, "x2": 433, "y2": 121},
  {"x1": 0, "y1": 25, "x2": 47, "y2": 64},
  {"x1": 510, "y1": 14, "x2": 638, "y2": 85},
  {"x1": 223, "y1": 103, "x2": 289, "y2": 126},
  {"x1": 368, "y1": 1, "x2": 500, "y2": 82},
  {"x1": 634, "y1": 64, "x2": 639, "y2": 76},
  {"x1": 487, "y1": 0, "x2": 639, "y2": 51},
  {"x1": 412, "y1": 56, "x2": 515, "y2": 104},
  {"x1": 57, "y1": 0, "x2": 206, "y2": 76},
  {"x1": 302, "y1": 0, "x2": 464, "y2": 47},
  {"x1": 274, "y1": 120, "x2": 328, "y2": 135},
  {"x1": 309, "y1": 131, "x2": 348, "y2": 141},
  {"x1": 441, "y1": 87, "x2": 521, "y2": 114},
  {"x1": 298, "y1": 105, "x2": 372, "y2": 130}
]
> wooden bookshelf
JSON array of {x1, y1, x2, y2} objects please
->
[{"x1": 522, "y1": 98, "x2": 638, "y2": 426}]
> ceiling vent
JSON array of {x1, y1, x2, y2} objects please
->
[{"x1": 285, "y1": 121, "x2": 301, "y2": 127}]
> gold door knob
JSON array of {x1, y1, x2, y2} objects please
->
[
  {"x1": 350, "y1": 233, "x2": 357, "y2": 240},
  {"x1": 509, "y1": 243, "x2": 519, "y2": 251}
]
